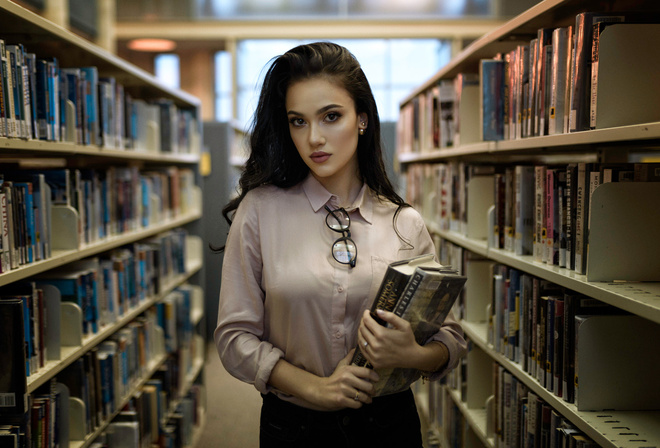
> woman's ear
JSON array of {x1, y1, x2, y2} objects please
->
[{"x1": 358, "y1": 113, "x2": 368, "y2": 130}]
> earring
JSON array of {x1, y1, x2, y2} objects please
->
[
  {"x1": 359, "y1": 122, "x2": 366, "y2": 135},
  {"x1": 359, "y1": 128, "x2": 365, "y2": 135}
]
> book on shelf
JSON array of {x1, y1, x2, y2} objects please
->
[
  {"x1": 438, "y1": 79, "x2": 455, "y2": 148},
  {"x1": 479, "y1": 58, "x2": 505, "y2": 141},
  {"x1": 514, "y1": 165, "x2": 534, "y2": 256},
  {"x1": 548, "y1": 26, "x2": 573, "y2": 135},
  {"x1": 350, "y1": 253, "x2": 467, "y2": 396},
  {"x1": 0, "y1": 298, "x2": 28, "y2": 419}
]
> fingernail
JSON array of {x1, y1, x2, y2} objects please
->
[{"x1": 376, "y1": 309, "x2": 385, "y2": 316}]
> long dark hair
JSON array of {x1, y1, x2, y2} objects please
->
[{"x1": 221, "y1": 42, "x2": 408, "y2": 231}]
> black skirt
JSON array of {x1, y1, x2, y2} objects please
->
[{"x1": 259, "y1": 387, "x2": 424, "y2": 448}]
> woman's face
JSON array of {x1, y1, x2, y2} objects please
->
[{"x1": 285, "y1": 76, "x2": 367, "y2": 189}]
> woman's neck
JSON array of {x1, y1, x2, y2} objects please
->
[{"x1": 314, "y1": 171, "x2": 363, "y2": 208}]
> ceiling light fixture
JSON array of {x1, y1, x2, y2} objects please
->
[{"x1": 127, "y1": 38, "x2": 177, "y2": 52}]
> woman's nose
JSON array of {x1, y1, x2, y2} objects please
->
[{"x1": 309, "y1": 123, "x2": 325, "y2": 146}]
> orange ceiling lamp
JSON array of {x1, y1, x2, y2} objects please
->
[{"x1": 127, "y1": 38, "x2": 177, "y2": 52}]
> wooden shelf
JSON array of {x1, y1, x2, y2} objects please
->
[
  {"x1": 446, "y1": 387, "x2": 494, "y2": 448},
  {"x1": 461, "y1": 321, "x2": 660, "y2": 448},
  {"x1": 399, "y1": 121, "x2": 660, "y2": 165},
  {"x1": 26, "y1": 240, "x2": 203, "y2": 393},
  {"x1": 69, "y1": 351, "x2": 169, "y2": 448},
  {"x1": 401, "y1": 0, "x2": 660, "y2": 106},
  {"x1": 0, "y1": 0, "x2": 199, "y2": 109},
  {"x1": 0, "y1": 137, "x2": 201, "y2": 163},
  {"x1": 431, "y1": 228, "x2": 660, "y2": 326},
  {"x1": 0, "y1": 210, "x2": 202, "y2": 288}
]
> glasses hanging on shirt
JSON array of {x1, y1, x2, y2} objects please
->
[{"x1": 324, "y1": 205, "x2": 357, "y2": 268}]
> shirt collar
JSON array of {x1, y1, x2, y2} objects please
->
[{"x1": 302, "y1": 174, "x2": 373, "y2": 224}]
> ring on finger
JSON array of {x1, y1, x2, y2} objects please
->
[
  {"x1": 354, "y1": 391, "x2": 360, "y2": 401},
  {"x1": 363, "y1": 340, "x2": 368, "y2": 348}
]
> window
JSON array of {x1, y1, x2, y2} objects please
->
[
  {"x1": 230, "y1": 38, "x2": 451, "y2": 126},
  {"x1": 215, "y1": 51, "x2": 233, "y2": 122},
  {"x1": 154, "y1": 54, "x2": 180, "y2": 90}
]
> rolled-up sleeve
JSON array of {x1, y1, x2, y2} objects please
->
[{"x1": 213, "y1": 193, "x2": 284, "y2": 394}]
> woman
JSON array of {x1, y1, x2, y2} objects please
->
[{"x1": 214, "y1": 42, "x2": 466, "y2": 447}]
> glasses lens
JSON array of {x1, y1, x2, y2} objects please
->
[
  {"x1": 332, "y1": 237, "x2": 357, "y2": 265},
  {"x1": 326, "y1": 208, "x2": 350, "y2": 232}
]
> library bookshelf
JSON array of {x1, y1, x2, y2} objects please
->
[
  {"x1": 397, "y1": 1, "x2": 660, "y2": 448},
  {"x1": 0, "y1": 1, "x2": 206, "y2": 447}
]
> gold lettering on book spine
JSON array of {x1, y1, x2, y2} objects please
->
[{"x1": 375, "y1": 279, "x2": 399, "y2": 311}]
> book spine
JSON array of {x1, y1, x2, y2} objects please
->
[
  {"x1": 533, "y1": 166, "x2": 546, "y2": 263},
  {"x1": 351, "y1": 265, "x2": 412, "y2": 366},
  {"x1": 548, "y1": 27, "x2": 570, "y2": 135},
  {"x1": 0, "y1": 299, "x2": 28, "y2": 417},
  {"x1": 3, "y1": 43, "x2": 17, "y2": 138},
  {"x1": 19, "y1": 46, "x2": 33, "y2": 140},
  {"x1": 0, "y1": 40, "x2": 6, "y2": 138},
  {"x1": 553, "y1": 296, "x2": 564, "y2": 398},
  {"x1": 569, "y1": 13, "x2": 594, "y2": 132},
  {"x1": 544, "y1": 169, "x2": 555, "y2": 265},
  {"x1": 481, "y1": 59, "x2": 505, "y2": 141}
]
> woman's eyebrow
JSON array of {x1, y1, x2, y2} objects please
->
[{"x1": 287, "y1": 104, "x2": 344, "y2": 116}]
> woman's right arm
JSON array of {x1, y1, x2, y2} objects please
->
[
  {"x1": 269, "y1": 350, "x2": 379, "y2": 411},
  {"x1": 214, "y1": 193, "x2": 284, "y2": 393}
]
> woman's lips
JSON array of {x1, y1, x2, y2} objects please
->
[{"x1": 310, "y1": 152, "x2": 331, "y2": 163}]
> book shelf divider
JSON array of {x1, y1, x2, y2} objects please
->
[
  {"x1": 69, "y1": 397, "x2": 87, "y2": 440},
  {"x1": 61, "y1": 302, "x2": 84, "y2": 346},
  {"x1": 587, "y1": 182, "x2": 660, "y2": 281},
  {"x1": 595, "y1": 24, "x2": 660, "y2": 129},
  {"x1": 51, "y1": 205, "x2": 81, "y2": 250},
  {"x1": 43, "y1": 284, "x2": 62, "y2": 360},
  {"x1": 64, "y1": 100, "x2": 77, "y2": 143}
]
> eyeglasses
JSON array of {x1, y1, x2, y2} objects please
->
[{"x1": 324, "y1": 205, "x2": 358, "y2": 268}]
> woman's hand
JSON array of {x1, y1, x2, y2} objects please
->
[
  {"x1": 308, "y1": 349, "x2": 380, "y2": 411},
  {"x1": 358, "y1": 309, "x2": 449, "y2": 372}
]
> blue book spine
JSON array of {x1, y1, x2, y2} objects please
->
[
  {"x1": 20, "y1": 295, "x2": 32, "y2": 376},
  {"x1": 80, "y1": 67, "x2": 98, "y2": 146},
  {"x1": 47, "y1": 59, "x2": 59, "y2": 141},
  {"x1": 35, "y1": 60, "x2": 50, "y2": 140},
  {"x1": 481, "y1": 59, "x2": 505, "y2": 141}
]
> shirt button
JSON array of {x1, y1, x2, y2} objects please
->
[
  {"x1": 335, "y1": 331, "x2": 342, "y2": 339},
  {"x1": 337, "y1": 286, "x2": 344, "y2": 293}
]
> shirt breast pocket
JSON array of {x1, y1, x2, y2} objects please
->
[{"x1": 367, "y1": 255, "x2": 395, "y2": 309}]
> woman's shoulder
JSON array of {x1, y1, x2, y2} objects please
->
[{"x1": 240, "y1": 183, "x2": 303, "y2": 210}]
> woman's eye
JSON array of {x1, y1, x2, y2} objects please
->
[
  {"x1": 289, "y1": 118, "x2": 305, "y2": 127},
  {"x1": 325, "y1": 112, "x2": 340, "y2": 122}
]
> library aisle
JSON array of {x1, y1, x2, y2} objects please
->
[{"x1": 197, "y1": 342, "x2": 261, "y2": 448}]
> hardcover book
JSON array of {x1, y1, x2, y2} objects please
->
[{"x1": 350, "y1": 253, "x2": 467, "y2": 396}]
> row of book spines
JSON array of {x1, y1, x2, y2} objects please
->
[
  {"x1": 487, "y1": 263, "x2": 620, "y2": 405},
  {"x1": 96, "y1": 383, "x2": 203, "y2": 448},
  {"x1": 406, "y1": 161, "x2": 659, "y2": 274},
  {"x1": 0, "y1": 39, "x2": 199, "y2": 154},
  {"x1": 1, "y1": 230, "x2": 189, "y2": 381},
  {"x1": 442, "y1": 374, "x2": 597, "y2": 448},
  {"x1": 6, "y1": 348, "x2": 203, "y2": 448},
  {"x1": 492, "y1": 366, "x2": 598, "y2": 448},
  {"x1": 401, "y1": 12, "x2": 660, "y2": 151},
  {"x1": 0, "y1": 165, "x2": 195, "y2": 273}
]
